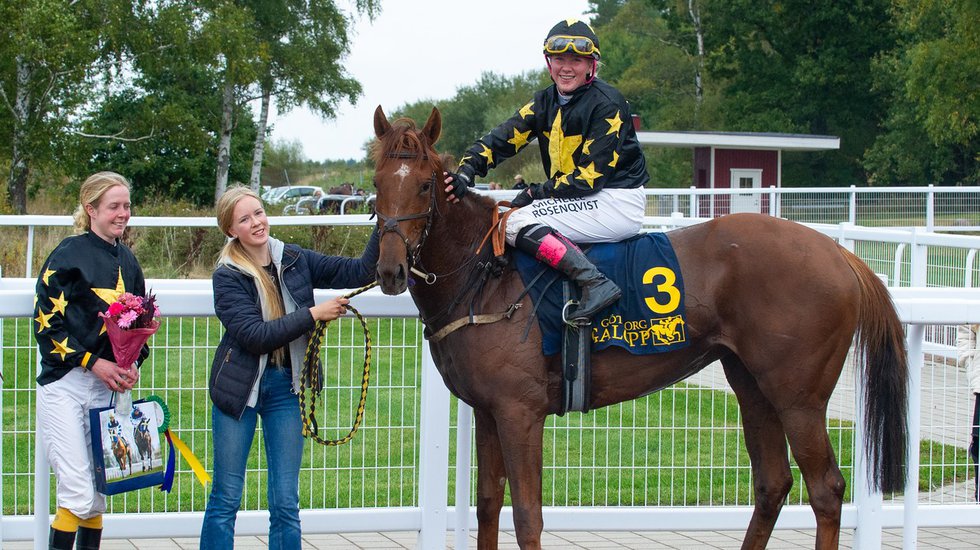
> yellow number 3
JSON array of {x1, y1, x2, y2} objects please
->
[{"x1": 642, "y1": 267, "x2": 681, "y2": 314}]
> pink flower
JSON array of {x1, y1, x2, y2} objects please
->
[
  {"x1": 107, "y1": 302, "x2": 125, "y2": 316},
  {"x1": 118, "y1": 310, "x2": 139, "y2": 329}
]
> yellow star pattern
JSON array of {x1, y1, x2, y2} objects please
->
[
  {"x1": 507, "y1": 128, "x2": 531, "y2": 152},
  {"x1": 554, "y1": 174, "x2": 572, "y2": 189},
  {"x1": 458, "y1": 155, "x2": 472, "y2": 167},
  {"x1": 92, "y1": 268, "x2": 126, "y2": 306},
  {"x1": 35, "y1": 309, "x2": 53, "y2": 332},
  {"x1": 49, "y1": 292, "x2": 69, "y2": 316},
  {"x1": 477, "y1": 143, "x2": 494, "y2": 167},
  {"x1": 605, "y1": 111, "x2": 624, "y2": 136},
  {"x1": 546, "y1": 109, "x2": 583, "y2": 177},
  {"x1": 50, "y1": 337, "x2": 75, "y2": 361},
  {"x1": 609, "y1": 151, "x2": 620, "y2": 168},
  {"x1": 577, "y1": 162, "x2": 603, "y2": 188},
  {"x1": 582, "y1": 138, "x2": 594, "y2": 155},
  {"x1": 518, "y1": 102, "x2": 534, "y2": 119},
  {"x1": 41, "y1": 268, "x2": 55, "y2": 285}
]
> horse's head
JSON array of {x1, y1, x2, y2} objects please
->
[{"x1": 371, "y1": 105, "x2": 444, "y2": 295}]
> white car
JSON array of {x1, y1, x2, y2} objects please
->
[{"x1": 265, "y1": 185, "x2": 324, "y2": 205}]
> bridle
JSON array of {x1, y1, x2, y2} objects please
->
[{"x1": 373, "y1": 151, "x2": 439, "y2": 284}]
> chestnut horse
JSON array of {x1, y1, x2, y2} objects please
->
[{"x1": 370, "y1": 106, "x2": 908, "y2": 550}]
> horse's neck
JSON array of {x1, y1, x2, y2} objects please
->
[{"x1": 412, "y1": 197, "x2": 496, "y2": 319}]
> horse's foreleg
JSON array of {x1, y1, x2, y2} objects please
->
[
  {"x1": 781, "y1": 409, "x2": 845, "y2": 550},
  {"x1": 494, "y1": 409, "x2": 546, "y2": 550},
  {"x1": 474, "y1": 409, "x2": 506, "y2": 550},
  {"x1": 722, "y1": 357, "x2": 793, "y2": 550}
]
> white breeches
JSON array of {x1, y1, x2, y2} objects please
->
[
  {"x1": 37, "y1": 367, "x2": 112, "y2": 519},
  {"x1": 504, "y1": 187, "x2": 646, "y2": 245}
]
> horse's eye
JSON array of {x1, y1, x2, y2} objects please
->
[
  {"x1": 371, "y1": 179, "x2": 378, "y2": 189},
  {"x1": 420, "y1": 180, "x2": 431, "y2": 193}
]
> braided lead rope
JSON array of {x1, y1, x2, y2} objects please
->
[{"x1": 300, "y1": 281, "x2": 377, "y2": 446}]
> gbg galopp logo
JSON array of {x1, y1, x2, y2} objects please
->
[{"x1": 592, "y1": 266, "x2": 686, "y2": 348}]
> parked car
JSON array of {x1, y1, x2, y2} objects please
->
[{"x1": 265, "y1": 185, "x2": 323, "y2": 205}]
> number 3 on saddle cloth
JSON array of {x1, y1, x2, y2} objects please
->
[{"x1": 514, "y1": 233, "x2": 690, "y2": 412}]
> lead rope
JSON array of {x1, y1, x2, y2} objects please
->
[{"x1": 300, "y1": 281, "x2": 378, "y2": 446}]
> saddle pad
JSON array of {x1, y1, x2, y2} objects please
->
[{"x1": 515, "y1": 232, "x2": 689, "y2": 357}]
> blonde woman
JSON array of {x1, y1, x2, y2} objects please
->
[
  {"x1": 200, "y1": 185, "x2": 379, "y2": 549},
  {"x1": 34, "y1": 171, "x2": 148, "y2": 549}
]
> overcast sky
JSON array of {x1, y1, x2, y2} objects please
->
[{"x1": 265, "y1": 0, "x2": 592, "y2": 162}]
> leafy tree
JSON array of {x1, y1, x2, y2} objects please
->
[
  {"x1": 865, "y1": 0, "x2": 979, "y2": 185},
  {"x1": 245, "y1": 0, "x2": 379, "y2": 190},
  {"x1": 704, "y1": 0, "x2": 897, "y2": 186},
  {"x1": 0, "y1": 0, "x2": 136, "y2": 213}
]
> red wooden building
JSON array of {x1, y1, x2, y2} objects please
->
[{"x1": 635, "y1": 131, "x2": 840, "y2": 216}]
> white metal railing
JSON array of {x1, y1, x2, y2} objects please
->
[
  {"x1": 3, "y1": 184, "x2": 979, "y2": 278},
  {"x1": 3, "y1": 279, "x2": 980, "y2": 550},
  {"x1": 2, "y1": 214, "x2": 980, "y2": 550}
]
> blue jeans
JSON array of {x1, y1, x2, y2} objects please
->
[{"x1": 200, "y1": 368, "x2": 304, "y2": 549}]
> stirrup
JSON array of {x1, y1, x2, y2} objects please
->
[{"x1": 561, "y1": 300, "x2": 590, "y2": 327}]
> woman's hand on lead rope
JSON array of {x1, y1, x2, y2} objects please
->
[
  {"x1": 91, "y1": 357, "x2": 139, "y2": 392},
  {"x1": 311, "y1": 297, "x2": 350, "y2": 322}
]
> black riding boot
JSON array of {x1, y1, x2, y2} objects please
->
[
  {"x1": 516, "y1": 224, "x2": 621, "y2": 322},
  {"x1": 48, "y1": 527, "x2": 75, "y2": 550},
  {"x1": 75, "y1": 526, "x2": 102, "y2": 550}
]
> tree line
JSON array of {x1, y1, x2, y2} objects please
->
[{"x1": 1, "y1": 0, "x2": 976, "y2": 214}]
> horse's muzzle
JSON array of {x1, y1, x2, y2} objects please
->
[{"x1": 377, "y1": 262, "x2": 408, "y2": 295}]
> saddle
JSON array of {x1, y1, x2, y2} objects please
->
[{"x1": 514, "y1": 232, "x2": 689, "y2": 414}]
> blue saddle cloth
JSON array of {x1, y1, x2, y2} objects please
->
[{"x1": 514, "y1": 232, "x2": 689, "y2": 357}]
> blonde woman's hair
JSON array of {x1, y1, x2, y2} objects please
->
[
  {"x1": 72, "y1": 172, "x2": 131, "y2": 234},
  {"x1": 216, "y1": 186, "x2": 286, "y2": 361}
]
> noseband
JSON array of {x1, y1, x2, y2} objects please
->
[{"x1": 374, "y1": 151, "x2": 438, "y2": 283}]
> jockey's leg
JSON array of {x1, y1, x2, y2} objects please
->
[{"x1": 515, "y1": 224, "x2": 621, "y2": 322}]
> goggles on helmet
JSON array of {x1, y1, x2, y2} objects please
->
[{"x1": 544, "y1": 35, "x2": 598, "y2": 57}]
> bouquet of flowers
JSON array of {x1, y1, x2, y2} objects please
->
[{"x1": 99, "y1": 292, "x2": 160, "y2": 413}]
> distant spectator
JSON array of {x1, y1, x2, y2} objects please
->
[
  {"x1": 513, "y1": 174, "x2": 528, "y2": 190},
  {"x1": 958, "y1": 323, "x2": 980, "y2": 503},
  {"x1": 489, "y1": 182, "x2": 502, "y2": 190}
]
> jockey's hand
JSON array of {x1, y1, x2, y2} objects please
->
[
  {"x1": 443, "y1": 171, "x2": 471, "y2": 203},
  {"x1": 510, "y1": 184, "x2": 544, "y2": 208},
  {"x1": 510, "y1": 189, "x2": 534, "y2": 208},
  {"x1": 91, "y1": 357, "x2": 136, "y2": 392}
]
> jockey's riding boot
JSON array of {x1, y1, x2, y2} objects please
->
[
  {"x1": 48, "y1": 527, "x2": 76, "y2": 550},
  {"x1": 516, "y1": 224, "x2": 621, "y2": 322},
  {"x1": 75, "y1": 526, "x2": 102, "y2": 550}
]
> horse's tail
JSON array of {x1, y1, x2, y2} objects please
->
[{"x1": 842, "y1": 249, "x2": 909, "y2": 493}]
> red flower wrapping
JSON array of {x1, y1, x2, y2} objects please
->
[{"x1": 100, "y1": 315, "x2": 159, "y2": 369}]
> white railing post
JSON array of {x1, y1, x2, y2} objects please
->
[
  {"x1": 926, "y1": 185, "x2": 935, "y2": 232},
  {"x1": 33, "y1": 353, "x2": 50, "y2": 550},
  {"x1": 454, "y1": 403, "x2": 473, "y2": 549},
  {"x1": 416, "y1": 343, "x2": 451, "y2": 549},
  {"x1": 849, "y1": 185, "x2": 857, "y2": 225},
  {"x1": 26, "y1": 225, "x2": 35, "y2": 278},
  {"x1": 768, "y1": 186, "x2": 777, "y2": 217},
  {"x1": 688, "y1": 186, "x2": 697, "y2": 219},
  {"x1": 910, "y1": 228, "x2": 928, "y2": 287},
  {"x1": 853, "y1": 351, "x2": 883, "y2": 549},
  {"x1": 903, "y1": 324, "x2": 925, "y2": 550}
]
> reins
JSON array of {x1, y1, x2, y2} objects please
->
[{"x1": 300, "y1": 281, "x2": 378, "y2": 446}]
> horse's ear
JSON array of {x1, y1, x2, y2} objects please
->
[
  {"x1": 421, "y1": 107, "x2": 441, "y2": 146},
  {"x1": 374, "y1": 105, "x2": 391, "y2": 138}
]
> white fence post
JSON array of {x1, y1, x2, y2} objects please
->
[
  {"x1": 852, "y1": 356, "x2": 883, "y2": 549},
  {"x1": 33, "y1": 353, "x2": 49, "y2": 550},
  {"x1": 926, "y1": 185, "x2": 935, "y2": 232},
  {"x1": 455, "y1": 403, "x2": 473, "y2": 549},
  {"x1": 416, "y1": 343, "x2": 451, "y2": 549},
  {"x1": 849, "y1": 185, "x2": 857, "y2": 225},
  {"x1": 903, "y1": 325, "x2": 925, "y2": 550}
]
